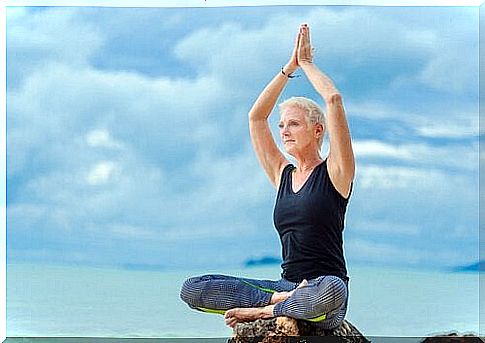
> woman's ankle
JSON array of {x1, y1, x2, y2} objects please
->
[{"x1": 270, "y1": 291, "x2": 290, "y2": 304}]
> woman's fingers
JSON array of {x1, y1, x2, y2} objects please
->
[
  {"x1": 302, "y1": 25, "x2": 311, "y2": 48},
  {"x1": 292, "y1": 32, "x2": 301, "y2": 61},
  {"x1": 224, "y1": 311, "x2": 236, "y2": 327},
  {"x1": 299, "y1": 25, "x2": 308, "y2": 47},
  {"x1": 298, "y1": 23, "x2": 313, "y2": 63},
  {"x1": 306, "y1": 24, "x2": 311, "y2": 45}
]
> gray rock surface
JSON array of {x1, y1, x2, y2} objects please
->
[
  {"x1": 420, "y1": 333, "x2": 483, "y2": 342},
  {"x1": 228, "y1": 317, "x2": 370, "y2": 343}
]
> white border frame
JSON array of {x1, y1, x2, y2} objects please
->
[{"x1": 2, "y1": 1, "x2": 482, "y2": 341}]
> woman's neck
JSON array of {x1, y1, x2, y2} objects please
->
[{"x1": 294, "y1": 153, "x2": 323, "y2": 173}]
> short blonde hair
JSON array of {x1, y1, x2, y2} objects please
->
[{"x1": 278, "y1": 96, "x2": 326, "y2": 148}]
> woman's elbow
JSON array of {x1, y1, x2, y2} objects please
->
[
  {"x1": 326, "y1": 93, "x2": 343, "y2": 106},
  {"x1": 248, "y1": 110, "x2": 267, "y2": 122}
]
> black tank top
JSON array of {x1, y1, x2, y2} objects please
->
[{"x1": 273, "y1": 159, "x2": 350, "y2": 283}]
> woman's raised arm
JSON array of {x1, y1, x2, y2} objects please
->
[
  {"x1": 298, "y1": 24, "x2": 355, "y2": 198},
  {"x1": 248, "y1": 31, "x2": 300, "y2": 188}
]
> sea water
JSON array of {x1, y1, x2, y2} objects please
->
[{"x1": 6, "y1": 263, "x2": 480, "y2": 339}]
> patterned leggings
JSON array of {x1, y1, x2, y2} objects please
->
[{"x1": 180, "y1": 273, "x2": 348, "y2": 329}]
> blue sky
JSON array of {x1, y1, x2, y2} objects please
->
[{"x1": 6, "y1": 5, "x2": 479, "y2": 271}]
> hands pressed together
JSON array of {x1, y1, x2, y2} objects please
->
[{"x1": 284, "y1": 23, "x2": 314, "y2": 76}]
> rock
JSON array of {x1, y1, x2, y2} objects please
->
[
  {"x1": 420, "y1": 332, "x2": 483, "y2": 342},
  {"x1": 228, "y1": 317, "x2": 370, "y2": 343}
]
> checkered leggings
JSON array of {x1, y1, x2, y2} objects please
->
[{"x1": 180, "y1": 273, "x2": 348, "y2": 329}]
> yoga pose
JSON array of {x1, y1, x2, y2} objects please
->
[{"x1": 180, "y1": 24, "x2": 355, "y2": 330}]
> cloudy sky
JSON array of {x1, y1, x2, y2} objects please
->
[{"x1": 6, "y1": 5, "x2": 479, "y2": 271}]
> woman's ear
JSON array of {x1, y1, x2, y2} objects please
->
[{"x1": 315, "y1": 123, "x2": 324, "y2": 138}]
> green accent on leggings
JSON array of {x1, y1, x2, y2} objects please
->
[
  {"x1": 196, "y1": 280, "x2": 327, "y2": 323},
  {"x1": 239, "y1": 280, "x2": 328, "y2": 322},
  {"x1": 305, "y1": 313, "x2": 327, "y2": 322},
  {"x1": 240, "y1": 279, "x2": 277, "y2": 294},
  {"x1": 196, "y1": 306, "x2": 226, "y2": 315},
  {"x1": 197, "y1": 306, "x2": 327, "y2": 323},
  {"x1": 195, "y1": 280, "x2": 276, "y2": 317}
]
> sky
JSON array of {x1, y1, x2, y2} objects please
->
[{"x1": 6, "y1": 5, "x2": 480, "y2": 271}]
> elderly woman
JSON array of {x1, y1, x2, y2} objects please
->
[{"x1": 180, "y1": 24, "x2": 354, "y2": 330}]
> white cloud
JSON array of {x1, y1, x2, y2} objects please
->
[
  {"x1": 356, "y1": 164, "x2": 454, "y2": 189},
  {"x1": 417, "y1": 49, "x2": 478, "y2": 94},
  {"x1": 347, "y1": 101, "x2": 478, "y2": 138},
  {"x1": 7, "y1": 8, "x2": 104, "y2": 90},
  {"x1": 347, "y1": 161, "x2": 478, "y2": 253},
  {"x1": 346, "y1": 99, "x2": 422, "y2": 122},
  {"x1": 8, "y1": 8, "x2": 103, "y2": 64},
  {"x1": 403, "y1": 29, "x2": 438, "y2": 47},
  {"x1": 353, "y1": 162, "x2": 476, "y2": 202},
  {"x1": 8, "y1": 61, "x2": 229, "y2": 179},
  {"x1": 415, "y1": 118, "x2": 479, "y2": 139},
  {"x1": 161, "y1": 222, "x2": 258, "y2": 241},
  {"x1": 354, "y1": 140, "x2": 413, "y2": 159},
  {"x1": 86, "y1": 129, "x2": 123, "y2": 149},
  {"x1": 86, "y1": 161, "x2": 117, "y2": 185},
  {"x1": 353, "y1": 139, "x2": 478, "y2": 172},
  {"x1": 189, "y1": 147, "x2": 271, "y2": 206},
  {"x1": 174, "y1": 6, "x2": 476, "y2": 96},
  {"x1": 7, "y1": 6, "x2": 479, "y2": 269},
  {"x1": 347, "y1": 101, "x2": 412, "y2": 120}
]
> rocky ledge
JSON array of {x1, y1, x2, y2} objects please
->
[
  {"x1": 228, "y1": 318, "x2": 483, "y2": 343},
  {"x1": 228, "y1": 317, "x2": 370, "y2": 343},
  {"x1": 421, "y1": 333, "x2": 483, "y2": 342}
]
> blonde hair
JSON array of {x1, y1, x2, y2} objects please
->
[{"x1": 278, "y1": 96, "x2": 326, "y2": 148}]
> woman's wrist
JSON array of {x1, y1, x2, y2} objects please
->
[
  {"x1": 299, "y1": 61, "x2": 314, "y2": 68},
  {"x1": 282, "y1": 64, "x2": 297, "y2": 76}
]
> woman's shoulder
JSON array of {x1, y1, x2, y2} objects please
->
[
  {"x1": 322, "y1": 157, "x2": 352, "y2": 201},
  {"x1": 282, "y1": 162, "x2": 295, "y2": 176},
  {"x1": 276, "y1": 162, "x2": 294, "y2": 188}
]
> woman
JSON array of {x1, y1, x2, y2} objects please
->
[{"x1": 180, "y1": 24, "x2": 355, "y2": 330}]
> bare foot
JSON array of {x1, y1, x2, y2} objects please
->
[
  {"x1": 224, "y1": 305, "x2": 275, "y2": 328},
  {"x1": 270, "y1": 279, "x2": 308, "y2": 304}
]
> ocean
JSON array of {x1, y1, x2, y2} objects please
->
[{"x1": 6, "y1": 263, "x2": 480, "y2": 339}]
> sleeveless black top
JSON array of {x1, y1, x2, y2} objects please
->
[{"x1": 273, "y1": 159, "x2": 350, "y2": 283}]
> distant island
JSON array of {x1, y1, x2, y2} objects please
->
[
  {"x1": 452, "y1": 261, "x2": 484, "y2": 272},
  {"x1": 244, "y1": 259, "x2": 485, "y2": 272},
  {"x1": 245, "y1": 256, "x2": 282, "y2": 267}
]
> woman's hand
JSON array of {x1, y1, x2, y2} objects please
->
[
  {"x1": 283, "y1": 28, "x2": 301, "y2": 75},
  {"x1": 297, "y1": 23, "x2": 313, "y2": 66}
]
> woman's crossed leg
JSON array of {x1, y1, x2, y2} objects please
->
[{"x1": 180, "y1": 274, "x2": 348, "y2": 330}]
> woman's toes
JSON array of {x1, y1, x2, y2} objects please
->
[{"x1": 224, "y1": 309, "x2": 235, "y2": 319}]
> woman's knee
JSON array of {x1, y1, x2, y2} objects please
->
[
  {"x1": 327, "y1": 276, "x2": 347, "y2": 308},
  {"x1": 313, "y1": 276, "x2": 347, "y2": 313},
  {"x1": 179, "y1": 275, "x2": 206, "y2": 307}
]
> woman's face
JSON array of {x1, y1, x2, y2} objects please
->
[{"x1": 279, "y1": 106, "x2": 317, "y2": 156}]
